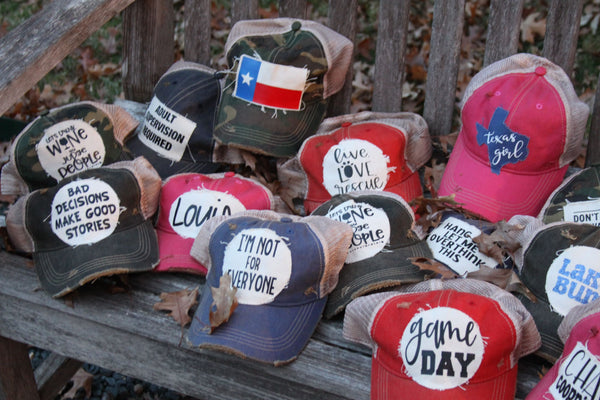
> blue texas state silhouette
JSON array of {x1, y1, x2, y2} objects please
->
[{"x1": 476, "y1": 107, "x2": 530, "y2": 175}]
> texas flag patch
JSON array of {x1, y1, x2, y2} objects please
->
[{"x1": 233, "y1": 54, "x2": 309, "y2": 111}]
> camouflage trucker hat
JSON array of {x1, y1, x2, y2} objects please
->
[
  {"x1": 213, "y1": 18, "x2": 354, "y2": 158},
  {"x1": 538, "y1": 165, "x2": 600, "y2": 226},
  {"x1": 1, "y1": 101, "x2": 137, "y2": 195}
]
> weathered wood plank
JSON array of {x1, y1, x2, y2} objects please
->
[
  {"x1": 586, "y1": 72, "x2": 600, "y2": 167},
  {"x1": 423, "y1": 0, "x2": 465, "y2": 137},
  {"x1": 543, "y1": 0, "x2": 584, "y2": 77},
  {"x1": 184, "y1": 0, "x2": 212, "y2": 65},
  {"x1": 35, "y1": 353, "x2": 83, "y2": 400},
  {"x1": 278, "y1": 0, "x2": 309, "y2": 18},
  {"x1": 0, "y1": 253, "x2": 371, "y2": 400},
  {"x1": 326, "y1": 0, "x2": 358, "y2": 117},
  {"x1": 483, "y1": 0, "x2": 524, "y2": 67},
  {"x1": 122, "y1": 0, "x2": 175, "y2": 102},
  {"x1": 372, "y1": 0, "x2": 410, "y2": 112},
  {"x1": 231, "y1": 0, "x2": 259, "y2": 26},
  {"x1": 0, "y1": 336, "x2": 40, "y2": 400},
  {"x1": 0, "y1": 0, "x2": 135, "y2": 117}
]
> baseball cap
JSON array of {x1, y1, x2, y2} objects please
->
[
  {"x1": 426, "y1": 211, "x2": 513, "y2": 276},
  {"x1": 6, "y1": 157, "x2": 161, "y2": 298},
  {"x1": 526, "y1": 298, "x2": 600, "y2": 400},
  {"x1": 125, "y1": 61, "x2": 229, "y2": 179},
  {"x1": 539, "y1": 165, "x2": 600, "y2": 226},
  {"x1": 343, "y1": 279, "x2": 541, "y2": 400},
  {"x1": 278, "y1": 111, "x2": 432, "y2": 214},
  {"x1": 310, "y1": 190, "x2": 431, "y2": 318},
  {"x1": 154, "y1": 171, "x2": 275, "y2": 274},
  {"x1": 187, "y1": 210, "x2": 353, "y2": 364},
  {"x1": 212, "y1": 18, "x2": 354, "y2": 158},
  {"x1": 1, "y1": 101, "x2": 138, "y2": 195},
  {"x1": 439, "y1": 53, "x2": 589, "y2": 223},
  {"x1": 515, "y1": 221, "x2": 600, "y2": 362}
]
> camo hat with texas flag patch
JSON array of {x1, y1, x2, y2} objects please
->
[
  {"x1": 439, "y1": 53, "x2": 589, "y2": 223},
  {"x1": 6, "y1": 157, "x2": 161, "y2": 298},
  {"x1": 1, "y1": 101, "x2": 138, "y2": 195},
  {"x1": 212, "y1": 18, "x2": 354, "y2": 158},
  {"x1": 278, "y1": 111, "x2": 431, "y2": 214},
  {"x1": 343, "y1": 279, "x2": 541, "y2": 400},
  {"x1": 538, "y1": 165, "x2": 600, "y2": 226}
]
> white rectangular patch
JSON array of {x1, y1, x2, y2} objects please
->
[
  {"x1": 564, "y1": 199, "x2": 600, "y2": 227},
  {"x1": 138, "y1": 97, "x2": 197, "y2": 162}
]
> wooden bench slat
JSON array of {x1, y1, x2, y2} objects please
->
[
  {"x1": 0, "y1": 337, "x2": 41, "y2": 400},
  {"x1": 278, "y1": 0, "x2": 309, "y2": 19},
  {"x1": 423, "y1": 0, "x2": 466, "y2": 136},
  {"x1": 326, "y1": 0, "x2": 358, "y2": 117},
  {"x1": 232, "y1": 0, "x2": 260, "y2": 26},
  {"x1": 372, "y1": 0, "x2": 410, "y2": 112},
  {"x1": 0, "y1": 253, "x2": 371, "y2": 400},
  {"x1": 586, "y1": 72, "x2": 600, "y2": 167},
  {"x1": 121, "y1": 0, "x2": 174, "y2": 102},
  {"x1": 483, "y1": 0, "x2": 525, "y2": 67},
  {"x1": 35, "y1": 353, "x2": 83, "y2": 400},
  {"x1": 0, "y1": 0, "x2": 135, "y2": 117},
  {"x1": 184, "y1": 0, "x2": 212, "y2": 65},
  {"x1": 543, "y1": 0, "x2": 585, "y2": 77}
]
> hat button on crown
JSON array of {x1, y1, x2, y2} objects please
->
[
  {"x1": 292, "y1": 21, "x2": 302, "y2": 31},
  {"x1": 535, "y1": 66, "x2": 546, "y2": 76}
]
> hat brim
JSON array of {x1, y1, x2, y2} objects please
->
[
  {"x1": 439, "y1": 133, "x2": 567, "y2": 222},
  {"x1": 188, "y1": 291, "x2": 327, "y2": 365},
  {"x1": 371, "y1": 354, "x2": 519, "y2": 400},
  {"x1": 125, "y1": 134, "x2": 221, "y2": 179},
  {"x1": 213, "y1": 93, "x2": 328, "y2": 158},
  {"x1": 515, "y1": 293, "x2": 564, "y2": 362},
  {"x1": 324, "y1": 240, "x2": 430, "y2": 319},
  {"x1": 34, "y1": 220, "x2": 159, "y2": 298},
  {"x1": 155, "y1": 227, "x2": 207, "y2": 274}
]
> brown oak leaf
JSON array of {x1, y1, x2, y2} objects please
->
[
  {"x1": 153, "y1": 287, "x2": 199, "y2": 327},
  {"x1": 466, "y1": 265, "x2": 514, "y2": 289},
  {"x1": 60, "y1": 368, "x2": 93, "y2": 399},
  {"x1": 409, "y1": 257, "x2": 458, "y2": 280},
  {"x1": 472, "y1": 221, "x2": 524, "y2": 265},
  {"x1": 209, "y1": 274, "x2": 238, "y2": 334}
]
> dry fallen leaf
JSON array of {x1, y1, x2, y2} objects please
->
[
  {"x1": 561, "y1": 229, "x2": 578, "y2": 241},
  {"x1": 60, "y1": 368, "x2": 93, "y2": 399},
  {"x1": 209, "y1": 274, "x2": 238, "y2": 333},
  {"x1": 466, "y1": 265, "x2": 514, "y2": 289},
  {"x1": 153, "y1": 287, "x2": 199, "y2": 327},
  {"x1": 409, "y1": 257, "x2": 458, "y2": 280},
  {"x1": 521, "y1": 12, "x2": 547, "y2": 43},
  {"x1": 472, "y1": 220, "x2": 524, "y2": 265}
]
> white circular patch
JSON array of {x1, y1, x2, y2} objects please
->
[
  {"x1": 400, "y1": 307, "x2": 484, "y2": 390},
  {"x1": 325, "y1": 200, "x2": 390, "y2": 263},
  {"x1": 322, "y1": 139, "x2": 389, "y2": 196},
  {"x1": 222, "y1": 228, "x2": 292, "y2": 305},
  {"x1": 545, "y1": 246, "x2": 600, "y2": 316},
  {"x1": 36, "y1": 120, "x2": 106, "y2": 181},
  {"x1": 51, "y1": 179, "x2": 120, "y2": 246},
  {"x1": 169, "y1": 189, "x2": 246, "y2": 239}
]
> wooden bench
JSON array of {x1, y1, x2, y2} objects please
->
[{"x1": 0, "y1": 1, "x2": 598, "y2": 399}]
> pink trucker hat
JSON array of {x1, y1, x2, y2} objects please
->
[
  {"x1": 526, "y1": 299, "x2": 600, "y2": 400},
  {"x1": 439, "y1": 53, "x2": 589, "y2": 222},
  {"x1": 154, "y1": 172, "x2": 274, "y2": 274}
]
